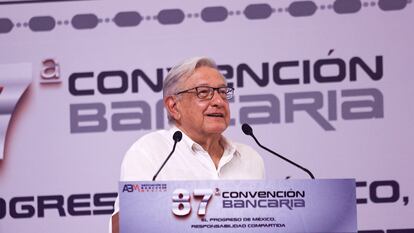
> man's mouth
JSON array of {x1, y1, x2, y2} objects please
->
[{"x1": 206, "y1": 113, "x2": 224, "y2": 118}]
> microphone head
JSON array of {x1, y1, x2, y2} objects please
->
[
  {"x1": 173, "y1": 131, "x2": 183, "y2": 142},
  {"x1": 241, "y1": 123, "x2": 253, "y2": 136}
]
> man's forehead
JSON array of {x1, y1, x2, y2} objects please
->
[{"x1": 184, "y1": 68, "x2": 226, "y2": 85}]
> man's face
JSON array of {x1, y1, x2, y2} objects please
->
[{"x1": 175, "y1": 66, "x2": 230, "y2": 138}]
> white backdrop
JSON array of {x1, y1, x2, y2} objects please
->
[{"x1": 1, "y1": 0, "x2": 413, "y2": 232}]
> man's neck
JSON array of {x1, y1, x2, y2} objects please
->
[{"x1": 175, "y1": 125, "x2": 225, "y2": 168}]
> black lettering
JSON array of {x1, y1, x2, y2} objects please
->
[
  {"x1": 303, "y1": 60, "x2": 311, "y2": 84},
  {"x1": 93, "y1": 193, "x2": 117, "y2": 215},
  {"x1": 131, "y1": 69, "x2": 163, "y2": 93},
  {"x1": 387, "y1": 228, "x2": 414, "y2": 233},
  {"x1": 10, "y1": 197, "x2": 35, "y2": 218},
  {"x1": 97, "y1": 71, "x2": 128, "y2": 94},
  {"x1": 222, "y1": 192, "x2": 229, "y2": 198},
  {"x1": 358, "y1": 230, "x2": 384, "y2": 233},
  {"x1": 273, "y1": 61, "x2": 300, "y2": 85},
  {"x1": 236, "y1": 63, "x2": 269, "y2": 87},
  {"x1": 370, "y1": 180, "x2": 400, "y2": 203},
  {"x1": 68, "y1": 194, "x2": 91, "y2": 216},
  {"x1": 350, "y1": 56, "x2": 383, "y2": 81},
  {"x1": 356, "y1": 181, "x2": 368, "y2": 204},
  {"x1": 0, "y1": 198, "x2": 6, "y2": 219},
  {"x1": 314, "y1": 58, "x2": 346, "y2": 83},
  {"x1": 69, "y1": 72, "x2": 94, "y2": 96},
  {"x1": 37, "y1": 195, "x2": 66, "y2": 217}
]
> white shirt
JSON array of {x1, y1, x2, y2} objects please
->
[
  {"x1": 112, "y1": 126, "x2": 265, "y2": 217},
  {"x1": 120, "y1": 126, "x2": 265, "y2": 181}
]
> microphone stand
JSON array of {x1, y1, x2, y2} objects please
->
[
  {"x1": 242, "y1": 124, "x2": 315, "y2": 179},
  {"x1": 152, "y1": 131, "x2": 182, "y2": 181}
]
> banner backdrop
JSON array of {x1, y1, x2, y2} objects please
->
[{"x1": 1, "y1": 0, "x2": 413, "y2": 232}]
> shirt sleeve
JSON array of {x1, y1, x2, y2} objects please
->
[{"x1": 120, "y1": 144, "x2": 157, "y2": 181}]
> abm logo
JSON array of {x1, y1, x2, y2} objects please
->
[{"x1": 122, "y1": 183, "x2": 167, "y2": 192}]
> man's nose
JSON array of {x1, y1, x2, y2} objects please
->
[{"x1": 210, "y1": 90, "x2": 226, "y2": 105}]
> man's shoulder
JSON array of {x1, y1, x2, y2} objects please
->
[
  {"x1": 228, "y1": 140, "x2": 265, "y2": 178},
  {"x1": 140, "y1": 129, "x2": 170, "y2": 140},
  {"x1": 230, "y1": 141, "x2": 261, "y2": 158}
]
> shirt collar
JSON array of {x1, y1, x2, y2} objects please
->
[
  {"x1": 168, "y1": 125, "x2": 237, "y2": 156},
  {"x1": 220, "y1": 135, "x2": 237, "y2": 157}
]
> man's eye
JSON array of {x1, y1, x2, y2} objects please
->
[
  {"x1": 198, "y1": 89, "x2": 210, "y2": 94},
  {"x1": 219, "y1": 89, "x2": 227, "y2": 94}
]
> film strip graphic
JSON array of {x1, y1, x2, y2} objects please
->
[{"x1": 0, "y1": 0, "x2": 412, "y2": 34}]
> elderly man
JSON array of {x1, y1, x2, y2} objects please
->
[{"x1": 111, "y1": 57, "x2": 264, "y2": 232}]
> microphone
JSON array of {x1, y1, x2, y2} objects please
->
[
  {"x1": 152, "y1": 131, "x2": 183, "y2": 181},
  {"x1": 241, "y1": 124, "x2": 315, "y2": 179}
]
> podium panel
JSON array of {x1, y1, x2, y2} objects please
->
[{"x1": 119, "y1": 179, "x2": 357, "y2": 233}]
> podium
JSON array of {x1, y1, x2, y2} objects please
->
[{"x1": 119, "y1": 179, "x2": 357, "y2": 233}]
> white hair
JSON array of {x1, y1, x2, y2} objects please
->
[
  {"x1": 163, "y1": 56, "x2": 220, "y2": 122},
  {"x1": 163, "y1": 56, "x2": 218, "y2": 98}
]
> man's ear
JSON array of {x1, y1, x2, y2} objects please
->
[{"x1": 164, "y1": 96, "x2": 180, "y2": 121}]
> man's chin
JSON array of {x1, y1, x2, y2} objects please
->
[{"x1": 205, "y1": 124, "x2": 228, "y2": 134}]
